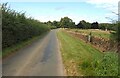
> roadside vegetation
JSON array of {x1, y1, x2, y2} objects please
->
[
  {"x1": 2, "y1": 2, "x2": 119, "y2": 76},
  {"x1": 2, "y1": 32, "x2": 48, "y2": 58},
  {"x1": 2, "y1": 3, "x2": 50, "y2": 57},
  {"x1": 55, "y1": 16, "x2": 119, "y2": 76},
  {"x1": 57, "y1": 29, "x2": 118, "y2": 76}
]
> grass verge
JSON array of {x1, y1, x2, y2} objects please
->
[
  {"x1": 57, "y1": 29, "x2": 118, "y2": 76},
  {"x1": 2, "y1": 32, "x2": 49, "y2": 59}
]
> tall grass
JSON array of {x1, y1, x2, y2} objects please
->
[{"x1": 57, "y1": 29, "x2": 119, "y2": 76}]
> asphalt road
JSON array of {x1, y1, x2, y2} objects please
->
[{"x1": 3, "y1": 29, "x2": 65, "y2": 76}]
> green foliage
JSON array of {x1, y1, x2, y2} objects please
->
[
  {"x1": 85, "y1": 22, "x2": 91, "y2": 29},
  {"x1": 109, "y1": 22, "x2": 120, "y2": 51},
  {"x1": 45, "y1": 20, "x2": 58, "y2": 29},
  {"x1": 76, "y1": 20, "x2": 91, "y2": 29},
  {"x1": 99, "y1": 23, "x2": 117, "y2": 31},
  {"x1": 2, "y1": 3, "x2": 50, "y2": 49},
  {"x1": 60, "y1": 17, "x2": 75, "y2": 28},
  {"x1": 91, "y1": 22, "x2": 99, "y2": 29},
  {"x1": 81, "y1": 60, "x2": 91, "y2": 69},
  {"x1": 48, "y1": 25, "x2": 57, "y2": 29},
  {"x1": 94, "y1": 52, "x2": 118, "y2": 76},
  {"x1": 57, "y1": 30, "x2": 118, "y2": 76},
  {"x1": 80, "y1": 52, "x2": 118, "y2": 76},
  {"x1": 116, "y1": 22, "x2": 120, "y2": 43},
  {"x1": 52, "y1": 20, "x2": 61, "y2": 28},
  {"x1": 57, "y1": 30, "x2": 102, "y2": 76}
]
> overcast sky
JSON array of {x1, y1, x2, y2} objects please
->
[{"x1": 1, "y1": 0, "x2": 119, "y2": 24}]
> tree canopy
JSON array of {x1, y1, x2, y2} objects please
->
[
  {"x1": 60, "y1": 17, "x2": 75, "y2": 28},
  {"x1": 76, "y1": 20, "x2": 91, "y2": 29},
  {"x1": 91, "y1": 22, "x2": 99, "y2": 29}
]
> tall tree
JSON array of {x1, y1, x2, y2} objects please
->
[
  {"x1": 76, "y1": 20, "x2": 91, "y2": 29},
  {"x1": 60, "y1": 17, "x2": 75, "y2": 28},
  {"x1": 76, "y1": 21, "x2": 84, "y2": 29},
  {"x1": 52, "y1": 20, "x2": 61, "y2": 28},
  {"x1": 91, "y1": 22, "x2": 99, "y2": 29},
  {"x1": 47, "y1": 21, "x2": 52, "y2": 26}
]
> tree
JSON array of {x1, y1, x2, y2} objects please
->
[
  {"x1": 52, "y1": 20, "x2": 61, "y2": 28},
  {"x1": 76, "y1": 20, "x2": 91, "y2": 29},
  {"x1": 99, "y1": 23, "x2": 116, "y2": 31},
  {"x1": 47, "y1": 21, "x2": 53, "y2": 26},
  {"x1": 60, "y1": 17, "x2": 75, "y2": 28},
  {"x1": 85, "y1": 22, "x2": 91, "y2": 29},
  {"x1": 76, "y1": 21, "x2": 84, "y2": 29},
  {"x1": 91, "y1": 22, "x2": 99, "y2": 29}
]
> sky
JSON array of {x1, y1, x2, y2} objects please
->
[{"x1": 1, "y1": 0, "x2": 119, "y2": 24}]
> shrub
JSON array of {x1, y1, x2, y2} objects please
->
[{"x1": 2, "y1": 3, "x2": 50, "y2": 49}]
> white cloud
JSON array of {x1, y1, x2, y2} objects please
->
[
  {"x1": 69, "y1": 15, "x2": 109, "y2": 24},
  {"x1": 4, "y1": 0, "x2": 119, "y2": 23},
  {"x1": 84, "y1": 0, "x2": 119, "y2": 13},
  {"x1": 33, "y1": 0, "x2": 119, "y2": 23},
  {"x1": 85, "y1": 0, "x2": 118, "y2": 4},
  {"x1": 83, "y1": 0, "x2": 119, "y2": 22}
]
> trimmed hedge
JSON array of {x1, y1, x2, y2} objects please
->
[{"x1": 2, "y1": 3, "x2": 50, "y2": 49}]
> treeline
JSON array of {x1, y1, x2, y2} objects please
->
[
  {"x1": 46, "y1": 17, "x2": 119, "y2": 49},
  {"x1": 2, "y1": 3, "x2": 119, "y2": 49},
  {"x1": 44, "y1": 17, "x2": 75, "y2": 29},
  {"x1": 2, "y1": 3, "x2": 50, "y2": 49},
  {"x1": 45, "y1": 17, "x2": 117, "y2": 31}
]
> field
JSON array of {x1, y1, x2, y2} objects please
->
[
  {"x1": 69, "y1": 29, "x2": 112, "y2": 39},
  {"x1": 57, "y1": 29, "x2": 118, "y2": 76}
]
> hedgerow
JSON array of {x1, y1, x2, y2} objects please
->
[{"x1": 2, "y1": 3, "x2": 50, "y2": 49}]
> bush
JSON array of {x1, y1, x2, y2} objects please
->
[
  {"x1": 99, "y1": 23, "x2": 117, "y2": 31},
  {"x1": 2, "y1": 3, "x2": 50, "y2": 49}
]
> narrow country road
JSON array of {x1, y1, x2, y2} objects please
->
[{"x1": 3, "y1": 29, "x2": 65, "y2": 76}]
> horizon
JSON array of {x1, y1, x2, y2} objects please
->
[{"x1": 1, "y1": 1, "x2": 119, "y2": 24}]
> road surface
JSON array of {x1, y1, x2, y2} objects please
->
[{"x1": 3, "y1": 29, "x2": 65, "y2": 76}]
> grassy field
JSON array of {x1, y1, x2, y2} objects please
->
[
  {"x1": 70, "y1": 29, "x2": 111, "y2": 39},
  {"x1": 57, "y1": 29, "x2": 118, "y2": 76}
]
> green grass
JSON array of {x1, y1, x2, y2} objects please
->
[
  {"x1": 70, "y1": 29, "x2": 111, "y2": 39},
  {"x1": 2, "y1": 32, "x2": 48, "y2": 58},
  {"x1": 57, "y1": 29, "x2": 118, "y2": 76}
]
